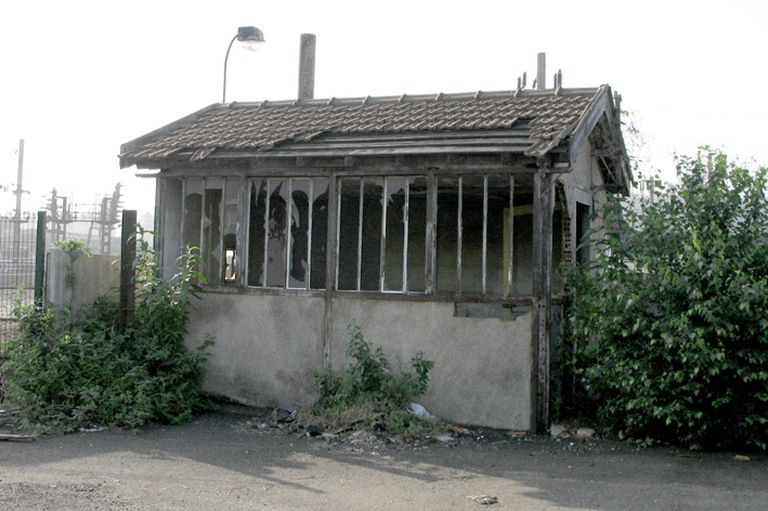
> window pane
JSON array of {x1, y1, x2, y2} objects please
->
[
  {"x1": 202, "y1": 188, "x2": 222, "y2": 285},
  {"x1": 436, "y1": 176, "x2": 459, "y2": 292},
  {"x1": 461, "y1": 175, "x2": 484, "y2": 294},
  {"x1": 384, "y1": 177, "x2": 406, "y2": 291},
  {"x1": 222, "y1": 179, "x2": 240, "y2": 284},
  {"x1": 486, "y1": 175, "x2": 511, "y2": 296},
  {"x1": 248, "y1": 179, "x2": 267, "y2": 286},
  {"x1": 182, "y1": 179, "x2": 202, "y2": 249},
  {"x1": 337, "y1": 178, "x2": 360, "y2": 290},
  {"x1": 288, "y1": 179, "x2": 310, "y2": 288},
  {"x1": 266, "y1": 179, "x2": 289, "y2": 287},
  {"x1": 407, "y1": 177, "x2": 427, "y2": 292},
  {"x1": 360, "y1": 178, "x2": 384, "y2": 291},
  {"x1": 310, "y1": 178, "x2": 329, "y2": 290}
]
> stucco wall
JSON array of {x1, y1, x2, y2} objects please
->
[
  {"x1": 46, "y1": 248, "x2": 118, "y2": 310},
  {"x1": 331, "y1": 296, "x2": 532, "y2": 430},
  {"x1": 186, "y1": 293, "x2": 325, "y2": 408}
]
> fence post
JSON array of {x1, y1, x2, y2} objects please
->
[
  {"x1": 34, "y1": 211, "x2": 47, "y2": 304},
  {"x1": 119, "y1": 210, "x2": 137, "y2": 333}
]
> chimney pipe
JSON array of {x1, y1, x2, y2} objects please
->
[
  {"x1": 536, "y1": 52, "x2": 546, "y2": 90},
  {"x1": 298, "y1": 33, "x2": 316, "y2": 100}
]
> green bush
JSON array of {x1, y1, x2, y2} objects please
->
[
  {"x1": 1, "y1": 231, "x2": 211, "y2": 432},
  {"x1": 311, "y1": 324, "x2": 435, "y2": 435},
  {"x1": 568, "y1": 151, "x2": 768, "y2": 450}
]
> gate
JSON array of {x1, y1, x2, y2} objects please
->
[{"x1": 0, "y1": 212, "x2": 44, "y2": 341}]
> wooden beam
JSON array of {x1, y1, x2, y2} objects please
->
[{"x1": 530, "y1": 160, "x2": 554, "y2": 433}]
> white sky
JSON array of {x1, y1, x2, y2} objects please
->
[{"x1": 1, "y1": 0, "x2": 766, "y2": 217}]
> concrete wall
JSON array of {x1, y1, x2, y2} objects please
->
[
  {"x1": 186, "y1": 293, "x2": 325, "y2": 408},
  {"x1": 46, "y1": 248, "x2": 119, "y2": 309},
  {"x1": 186, "y1": 289, "x2": 533, "y2": 430}
]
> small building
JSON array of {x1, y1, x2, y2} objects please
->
[{"x1": 120, "y1": 72, "x2": 630, "y2": 432}]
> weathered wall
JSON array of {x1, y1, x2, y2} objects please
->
[
  {"x1": 186, "y1": 292, "x2": 325, "y2": 408},
  {"x1": 331, "y1": 296, "x2": 532, "y2": 430},
  {"x1": 46, "y1": 248, "x2": 118, "y2": 310}
]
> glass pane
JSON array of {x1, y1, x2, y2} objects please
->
[
  {"x1": 310, "y1": 178, "x2": 329, "y2": 289},
  {"x1": 436, "y1": 176, "x2": 459, "y2": 292},
  {"x1": 222, "y1": 179, "x2": 240, "y2": 284},
  {"x1": 384, "y1": 177, "x2": 406, "y2": 291},
  {"x1": 247, "y1": 179, "x2": 267, "y2": 287},
  {"x1": 337, "y1": 178, "x2": 360, "y2": 290},
  {"x1": 461, "y1": 175, "x2": 484, "y2": 294},
  {"x1": 288, "y1": 179, "x2": 310, "y2": 288},
  {"x1": 266, "y1": 179, "x2": 289, "y2": 287},
  {"x1": 202, "y1": 188, "x2": 222, "y2": 285},
  {"x1": 360, "y1": 178, "x2": 383, "y2": 291},
  {"x1": 486, "y1": 175, "x2": 510, "y2": 296},
  {"x1": 182, "y1": 179, "x2": 202, "y2": 249},
  {"x1": 407, "y1": 177, "x2": 427, "y2": 292}
]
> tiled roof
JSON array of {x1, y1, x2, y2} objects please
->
[{"x1": 120, "y1": 87, "x2": 605, "y2": 167}]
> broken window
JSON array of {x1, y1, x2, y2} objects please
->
[
  {"x1": 245, "y1": 177, "x2": 329, "y2": 290},
  {"x1": 222, "y1": 179, "x2": 241, "y2": 284},
  {"x1": 406, "y1": 177, "x2": 427, "y2": 292},
  {"x1": 248, "y1": 179, "x2": 268, "y2": 287},
  {"x1": 202, "y1": 183, "x2": 223, "y2": 285},
  {"x1": 436, "y1": 176, "x2": 459, "y2": 293},
  {"x1": 576, "y1": 202, "x2": 590, "y2": 265},
  {"x1": 337, "y1": 178, "x2": 361, "y2": 290},
  {"x1": 337, "y1": 176, "x2": 428, "y2": 294},
  {"x1": 310, "y1": 178, "x2": 329, "y2": 289},
  {"x1": 182, "y1": 179, "x2": 203, "y2": 250}
]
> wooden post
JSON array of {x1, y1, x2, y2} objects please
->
[
  {"x1": 34, "y1": 211, "x2": 46, "y2": 304},
  {"x1": 119, "y1": 210, "x2": 137, "y2": 333},
  {"x1": 323, "y1": 174, "x2": 338, "y2": 367},
  {"x1": 531, "y1": 161, "x2": 554, "y2": 433}
]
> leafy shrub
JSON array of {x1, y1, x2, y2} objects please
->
[
  {"x1": 568, "y1": 151, "x2": 768, "y2": 450},
  {"x1": 1, "y1": 231, "x2": 211, "y2": 432},
  {"x1": 311, "y1": 325, "x2": 435, "y2": 436}
]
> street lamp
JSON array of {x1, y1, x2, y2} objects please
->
[{"x1": 222, "y1": 26, "x2": 265, "y2": 103}]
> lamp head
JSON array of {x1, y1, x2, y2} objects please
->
[{"x1": 236, "y1": 26, "x2": 265, "y2": 51}]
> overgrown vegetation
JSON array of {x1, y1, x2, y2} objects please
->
[
  {"x1": 1, "y1": 231, "x2": 211, "y2": 432},
  {"x1": 309, "y1": 325, "x2": 440, "y2": 438},
  {"x1": 567, "y1": 150, "x2": 768, "y2": 450}
]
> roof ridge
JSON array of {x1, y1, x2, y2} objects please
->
[{"x1": 226, "y1": 87, "x2": 601, "y2": 109}]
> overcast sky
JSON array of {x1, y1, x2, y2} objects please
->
[{"x1": 1, "y1": 0, "x2": 766, "y2": 217}]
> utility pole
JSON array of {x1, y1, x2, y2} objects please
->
[{"x1": 12, "y1": 139, "x2": 25, "y2": 263}]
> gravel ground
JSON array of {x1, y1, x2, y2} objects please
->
[{"x1": 0, "y1": 405, "x2": 765, "y2": 510}]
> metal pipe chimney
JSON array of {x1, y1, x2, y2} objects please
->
[
  {"x1": 536, "y1": 52, "x2": 546, "y2": 90},
  {"x1": 298, "y1": 33, "x2": 316, "y2": 100}
]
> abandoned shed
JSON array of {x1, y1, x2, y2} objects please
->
[{"x1": 119, "y1": 61, "x2": 630, "y2": 431}]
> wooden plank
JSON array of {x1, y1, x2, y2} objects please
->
[{"x1": 0, "y1": 434, "x2": 36, "y2": 442}]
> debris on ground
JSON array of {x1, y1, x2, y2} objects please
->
[
  {"x1": 575, "y1": 427, "x2": 595, "y2": 440},
  {"x1": 407, "y1": 402, "x2": 437, "y2": 422},
  {"x1": 550, "y1": 424, "x2": 568, "y2": 439},
  {"x1": 467, "y1": 494, "x2": 498, "y2": 505},
  {"x1": 734, "y1": 455, "x2": 751, "y2": 462}
]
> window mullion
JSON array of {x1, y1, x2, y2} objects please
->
[
  {"x1": 457, "y1": 175, "x2": 463, "y2": 295},
  {"x1": 306, "y1": 179, "x2": 314, "y2": 290},
  {"x1": 356, "y1": 179, "x2": 364, "y2": 291},
  {"x1": 402, "y1": 178, "x2": 409, "y2": 293},
  {"x1": 262, "y1": 179, "x2": 271, "y2": 287},
  {"x1": 482, "y1": 174, "x2": 488, "y2": 295},
  {"x1": 380, "y1": 177, "x2": 388, "y2": 292},
  {"x1": 285, "y1": 179, "x2": 293, "y2": 288}
]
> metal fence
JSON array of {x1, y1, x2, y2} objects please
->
[{"x1": 0, "y1": 213, "x2": 40, "y2": 341}]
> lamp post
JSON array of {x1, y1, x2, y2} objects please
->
[{"x1": 222, "y1": 26, "x2": 265, "y2": 103}]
